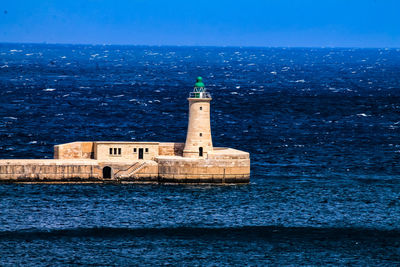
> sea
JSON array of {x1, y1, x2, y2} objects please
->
[{"x1": 0, "y1": 43, "x2": 399, "y2": 266}]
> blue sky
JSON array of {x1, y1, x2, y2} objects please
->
[{"x1": 1, "y1": 0, "x2": 399, "y2": 47}]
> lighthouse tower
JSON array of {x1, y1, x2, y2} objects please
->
[{"x1": 183, "y1": 77, "x2": 213, "y2": 158}]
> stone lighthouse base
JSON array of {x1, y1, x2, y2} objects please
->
[{"x1": 0, "y1": 142, "x2": 250, "y2": 184}]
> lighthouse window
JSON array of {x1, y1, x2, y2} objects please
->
[
  {"x1": 133, "y1": 148, "x2": 137, "y2": 153},
  {"x1": 109, "y1": 148, "x2": 112, "y2": 155},
  {"x1": 118, "y1": 148, "x2": 121, "y2": 155},
  {"x1": 200, "y1": 106, "x2": 202, "y2": 110},
  {"x1": 145, "y1": 148, "x2": 149, "y2": 153},
  {"x1": 114, "y1": 148, "x2": 117, "y2": 155},
  {"x1": 199, "y1": 133, "x2": 202, "y2": 137}
]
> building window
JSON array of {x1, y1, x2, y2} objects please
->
[
  {"x1": 199, "y1": 133, "x2": 202, "y2": 137},
  {"x1": 133, "y1": 148, "x2": 137, "y2": 153},
  {"x1": 110, "y1": 147, "x2": 122, "y2": 156},
  {"x1": 200, "y1": 106, "x2": 202, "y2": 110},
  {"x1": 145, "y1": 148, "x2": 149, "y2": 153}
]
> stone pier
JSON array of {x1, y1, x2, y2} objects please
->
[
  {"x1": 0, "y1": 77, "x2": 250, "y2": 184},
  {"x1": 0, "y1": 142, "x2": 250, "y2": 184}
]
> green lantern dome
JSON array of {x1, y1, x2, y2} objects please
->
[
  {"x1": 194, "y1": 76, "x2": 205, "y2": 88},
  {"x1": 190, "y1": 76, "x2": 211, "y2": 98}
]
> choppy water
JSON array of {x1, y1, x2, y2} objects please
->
[{"x1": 0, "y1": 44, "x2": 400, "y2": 265}]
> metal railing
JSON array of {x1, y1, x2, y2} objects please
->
[{"x1": 189, "y1": 92, "x2": 211, "y2": 98}]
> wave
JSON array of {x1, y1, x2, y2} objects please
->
[{"x1": 1, "y1": 226, "x2": 399, "y2": 241}]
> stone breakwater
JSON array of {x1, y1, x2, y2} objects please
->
[
  {"x1": 0, "y1": 78, "x2": 250, "y2": 184},
  {"x1": 0, "y1": 142, "x2": 250, "y2": 184}
]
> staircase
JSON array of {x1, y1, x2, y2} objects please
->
[{"x1": 114, "y1": 162, "x2": 147, "y2": 179}]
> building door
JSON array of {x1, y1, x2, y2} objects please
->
[
  {"x1": 138, "y1": 148, "x2": 144, "y2": 159},
  {"x1": 199, "y1": 147, "x2": 203, "y2": 157},
  {"x1": 103, "y1": 166, "x2": 112, "y2": 178}
]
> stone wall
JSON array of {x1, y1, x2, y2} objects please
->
[
  {"x1": 158, "y1": 143, "x2": 184, "y2": 156},
  {"x1": 0, "y1": 160, "x2": 101, "y2": 181},
  {"x1": 156, "y1": 157, "x2": 250, "y2": 183},
  {"x1": 54, "y1": 142, "x2": 94, "y2": 159}
]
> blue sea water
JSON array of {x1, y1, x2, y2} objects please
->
[{"x1": 0, "y1": 44, "x2": 399, "y2": 265}]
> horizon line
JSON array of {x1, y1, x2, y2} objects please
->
[{"x1": 0, "y1": 41, "x2": 399, "y2": 50}]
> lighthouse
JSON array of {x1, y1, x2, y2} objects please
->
[
  {"x1": 183, "y1": 77, "x2": 213, "y2": 158},
  {"x1": 1, "y1": 75, "x2": 250, "y2": 183}
]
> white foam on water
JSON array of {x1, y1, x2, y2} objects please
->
[{"x1": 43, "y1": 88, "x2": 56, "y2": 91}]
